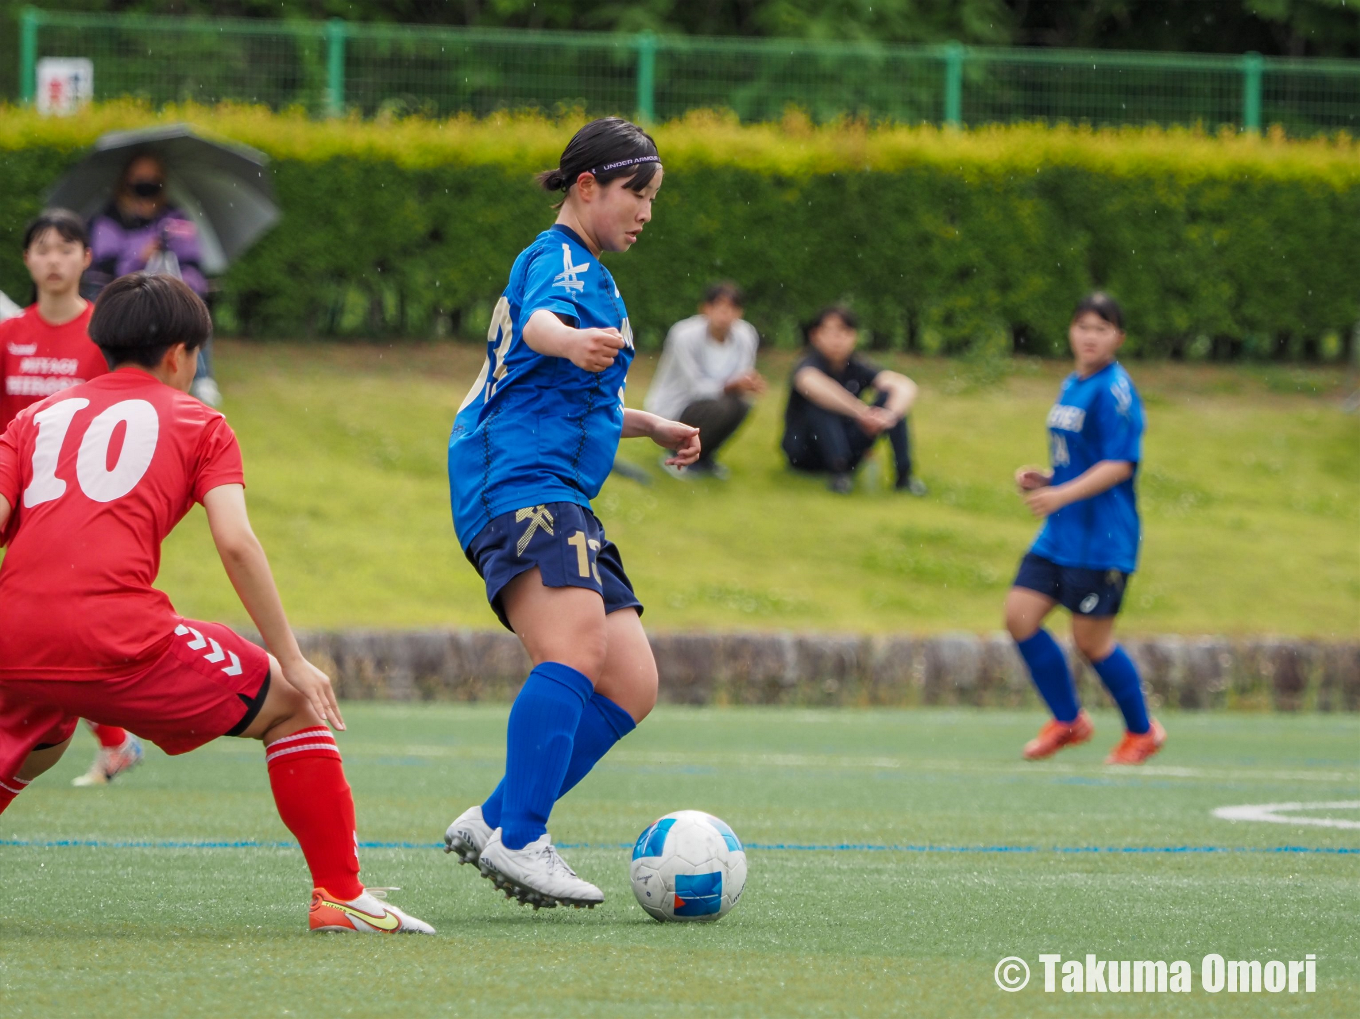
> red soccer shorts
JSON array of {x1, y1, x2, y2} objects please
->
[{"x1": 0, "y1": 619, "x2": 271, "y2": 782}]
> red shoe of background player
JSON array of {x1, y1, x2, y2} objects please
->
[
  {"x1": 1022, "y1": 710, "x2": 1094, "y2": 760},
  {"x1": 1104, "y1": 719, "x2": 1167, "y2": 765}
]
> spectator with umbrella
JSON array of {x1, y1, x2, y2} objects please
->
[
  {"x1": 87, "y1": 152, "x2": 218, "y2": 403},
  {"x1": 47, "y1": 123, "x2": 280, "y2": 408}
]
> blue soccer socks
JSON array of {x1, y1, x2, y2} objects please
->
[
  {"x1": 1091, "y1": 646, "x2": 1151, "y2": 735},
  {"x1": 1016, "y1": 629, "x2": 1081, "y2": 723},
  {"x1": 497, "y1": 661, "x2": 594, "y2": 851},
  {"x1": 482, "y1": 691, "x2": 636, "y2": 832},
  {"x1": 558, "y1": 692, "x2": 636, "y2": 799}
]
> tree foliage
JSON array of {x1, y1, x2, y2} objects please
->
[{"x1": 4, "y1": 0, "x2": 1356, "y2": 54}]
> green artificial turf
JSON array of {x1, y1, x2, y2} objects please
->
[
  {"x1": 2, "y1": 705, "x2": 1356, "y2": 1017},
  {"x1": 138, "y1": 341, "x2": 1358, "y2": 638}
]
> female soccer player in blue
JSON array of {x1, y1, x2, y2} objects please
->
[
  {"x1": 442, "y1": 118, "x2": 700, "y2": 908},
  {"x1": 1005, "y1": 293, "x2": 1166, "y2": 765}
]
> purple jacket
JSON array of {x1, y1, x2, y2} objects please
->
[{"x1": 88, "y1": 205, "x2": 208, "y2": 297}]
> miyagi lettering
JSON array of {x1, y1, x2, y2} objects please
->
[{"x1": 1046, "y1": 405, "x2": 1086, "y2": 432}]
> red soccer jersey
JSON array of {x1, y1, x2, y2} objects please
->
[
  {"x1": 0, "y1": 369, "x2": 245, "y2": 680},
  {"x1": 0, "y1": 303, "x2": 107, "y2": 433}
]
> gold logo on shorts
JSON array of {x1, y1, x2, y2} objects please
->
[{"x1": 515, "y1": 505, "x2": 555, "y2": 556}]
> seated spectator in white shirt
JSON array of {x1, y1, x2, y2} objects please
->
[{"x1": 645, "y1": 282, "x2": 765, "y2": 479}]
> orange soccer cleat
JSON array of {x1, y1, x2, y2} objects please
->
[
  {"x1": 309, "y1": 887, "x2": 435, "y2": 934},
  {"x1": 1022, "y1": 710, "x2": 1094, "y2": 760},
  {"x1": 1104, "y1": 719, "x2": 1167, "y2": 765}
]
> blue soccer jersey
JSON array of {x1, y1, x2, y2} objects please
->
[
  {"x1": 1030, "y1": 361, "x2": 1145, "y2": 573},
  {"x1": 448, "y1": 224, "x2": 635, "y2": 547}
]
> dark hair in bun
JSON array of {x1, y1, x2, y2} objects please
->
[{"x1": 536, "y1": 117, "x2": 661, "y2": 200}]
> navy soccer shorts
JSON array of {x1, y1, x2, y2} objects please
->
[
  {"x1": 463, "y1": 501, "x2": 643, "y2": 632},
  {"x1": 1012, "y1": 552, "x2": 1130, "y2": 617}
]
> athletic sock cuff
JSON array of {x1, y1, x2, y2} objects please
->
[
  {"x1": 1089, "y1": 645, "x2": 1124, "y2": 668},
  {"x1": 590, "y1": 692, "x2": 637, "y2": 739},
  {"x1": 1016, "y1": 629, "x2": 1056, "y2": 652},
  {"x1": 532, "y1": 661, "x2": 594, "y2": 705},
  {"x1": 265, "y1": 726, "x2": 341, "y2": 768},
  {"x1": 0, "y1": 775, "x2": 30, "y2": 796}
]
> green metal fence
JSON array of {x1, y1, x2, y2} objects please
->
[{"x1": 16, "y1": 6, "x2": 1360, "y2": 132}]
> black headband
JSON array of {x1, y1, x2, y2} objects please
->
[{"x1": 589, "y1": 155, "x2": 661, "y2": 176}]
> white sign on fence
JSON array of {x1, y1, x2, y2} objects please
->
[{"x1": 36, "y1": 58, "x2": 94, "y2": 116}]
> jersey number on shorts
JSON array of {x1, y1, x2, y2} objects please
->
[
  {"x1": 23, "y1": 398, "x2": 159, "y2": 508},
  {"x1": 567, "y1": 530, "x2": 601, "y2": 582}
]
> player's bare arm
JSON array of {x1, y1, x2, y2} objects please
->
[
  {"x1": 1015, "y1": 466, "x2": 1054, "y2": 490},
  {"x1": 523, "y1": 308, "x2": 624, "y2": 372},
  {"x1": 202, "y1": 483, "x2": 344, "y2": 730},
  {"x1": 1024, "y1": 459, "x2": 1134, "y2": 518},
  {"x1": 724, "y1": 369, "x2": 766, "y2": 396},
  {"x1": 872, "y1": 370, "x2": 918, "y2": 419},
  {"x1": 623, "y1": 408, "x2": 700, "y2": 467},
  {"x1": 793, "y1": 365, "x2": 874, "y2": 423}
]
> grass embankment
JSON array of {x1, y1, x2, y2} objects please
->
[
  {"x1": 142, "y1": 342, "x2": 1360, "y2": 638},
  {"x1": 2, "y1": 705, "x2": 1357, "y2": 1016}
]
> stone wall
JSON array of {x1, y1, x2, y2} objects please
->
[{"x1": 283, "y1": 630, "x2": 1360, "y2": 712}]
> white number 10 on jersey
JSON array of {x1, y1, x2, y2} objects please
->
[{"x1": 23, "y1": 398, "x2": 160, "y2": 507}]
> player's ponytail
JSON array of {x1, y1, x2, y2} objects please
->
[{"x1": 537, "y1": 117, "x2": 661, "y2": 203}]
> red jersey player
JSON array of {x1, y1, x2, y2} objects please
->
[
  {"x1": 0, "y1": 209, "x2": 144, "y2": 786},
  {"x1": 0, "y1": 273, "x2": 433, "y2": 934}
]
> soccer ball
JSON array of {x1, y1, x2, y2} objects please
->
[{"x1": 629, "y1": 810, "x2": 747, "y2": 922}]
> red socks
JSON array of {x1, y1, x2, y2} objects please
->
[
  {"x1": 89, "y1": 722, "x2": 128, "y2": 749},
  {"x1": 0, "y1": 774, "x2": 29, "y2": 816},
  {"x1": 265, "y1": 727, "x2": 363, "y2": 900}
]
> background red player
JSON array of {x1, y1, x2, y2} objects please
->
[
  {"x1": 0, "y1": 208, "x2": 143, "y2": 786},
  {"x1": 0, "y1": 273, "x2": 432, "y2": 934}
]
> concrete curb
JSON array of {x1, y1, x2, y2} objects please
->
[{"x1": 277, "y1": 630, "x2": 1360, "y2": 711}]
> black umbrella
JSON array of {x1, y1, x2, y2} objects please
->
[{"x1": 46, "y1": 123, "x2": 279, "y2": 275}]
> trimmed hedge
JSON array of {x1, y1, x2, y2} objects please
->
[{"x1": 1, "y1": 104, "x2": 1357, "y2": 358}]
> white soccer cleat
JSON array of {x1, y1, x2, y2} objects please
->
[
  {"x1": 443, "y1": 804, "x2": 493, "y2": 866},
  {"x1": 72, "y1": 734, "x2": 144, "y2": 787},
  {"x1": 477, "y1": 829, "x2": 604, "y2": 910},
  {"x1": 309, "y1": 887, "x2": 435, "y2": 934}
]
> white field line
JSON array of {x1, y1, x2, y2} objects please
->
[
  {"x1": 252, "y1": 741, "x2": 1357, "y2": 784},
  {"x1": 1213, "y1": 800, "x2": 1360, "y2": 829}
]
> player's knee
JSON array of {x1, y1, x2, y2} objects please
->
[
  {"x1": 1074, "y1": 630, "x2": 1115, "y2": 662},
  {"x1": 1003, "y1": 598, "x2": 1038, "y2": 641},
  {"x1": 628, "y1": 662, "x2": 659, "y2": 722},
  {"x1": 553, "y1": 627, "x2": 609, "y2": 681},
  {"x1": 251, "y1": 673, "x2": 325, "y2": 744}
]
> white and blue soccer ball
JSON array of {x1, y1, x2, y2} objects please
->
[{"x1": 629, "y1": 810, "x2": 747, "y2": 922}]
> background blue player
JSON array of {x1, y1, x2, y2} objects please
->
[
  {"x1": 442, "y1": 118, "x2": 701, "y2": 909},
  {"x1": 1004, "y1": 292, "x2": 1167, "y2": 765}
]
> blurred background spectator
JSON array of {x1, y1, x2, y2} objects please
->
[
  {"x1": 85, "y1": 152, "x2": 220, "y2": 406},
  {"x1": 645, "y1": 281, "x2": 765, "y2": 479},
  {"x1": 782, "y1": 306, "x2": 925, "y2": 496}
]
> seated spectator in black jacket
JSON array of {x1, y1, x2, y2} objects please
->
[{"x1": 782, "y1": 306, "x2": 926, "y2": 495}]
